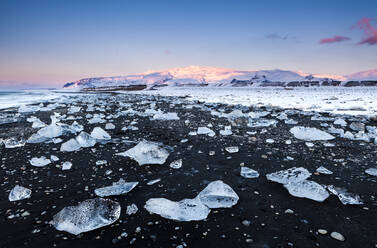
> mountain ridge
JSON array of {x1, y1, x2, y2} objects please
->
[{"x1": 63, "y1": 66, "x2": 377, "y2": 89}]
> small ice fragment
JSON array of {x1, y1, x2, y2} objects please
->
[
  {"x1": 196, "y1": 180, "x2": 239, "y2": 209},
  {"x1": 50, "y1": 155, "x2": 59, "y2": 162},
  {"x1": 247, "y1": 119, "x2": 277, "y2": 128},
  {"x1": 144, "y1": 198, "x2": 210, "y2": 222},
  {"x1": 9, "y1": 185, "x2": 31, "y2": 202},
  {"x1": 326, "y1": 185, "x2": 363, "y2": 205},
  {"x1": 283, "y1": 180, "x2": 329, "y2": 202},
  {"x1": 266, "y1": 167, "x2": 311, "y2": 184},
  {"x1": 152, "y1": 112, "x2": 180, "y2": 120},
  {"x1": 334, "y1": 118, "x2": 347, "y2": 127},
  {"x1": 30, "y1": 156, "x2": 51, "y2": 167},
  {"x1": 96, "y1": 160, "x2": 107, "y2": 166},
  {"x1": 91, "y1": 127, "x2": 111, "y2": 140},
  {"x1": 349, "y1": 122, "x2": 365, "y2": 132},
  {"x1": 147, "y1": 178, "x2": 161, "y2": 186},
  {"x1": 240, "y1": 167, "x2": 259, "y2": 178},
  {"x1": 266, "y1": 139, "x2": 274, "y2": 144},
  {"x1": 225, "y1": 146, "x2": 239, "y2": 153},
  {"x1": 116, "y1": 141, "x2": 169, "y2": 165},
  {"x1": 94, "y1": 179, "x2": 139, "y2": 197},
  {"x1": 4, "y1": 138, "x2": 25, "y2": 148},
  {"x1": 126, "y1": 204, "x2": 138, "y2": 215},
  {"x1": 62, "y1": 162, "x2": 72, "y2": 170},
  {"x1": 197, "y1": 127, "x2": 215, "y2": 137},
  {"x1": 76, "y1": 131, "x2": 96, "y2": 148},
  {"x1": 290, "y1": 126, "x2": 335, "y2": 141},
  {"x1": 105, "y1": 123, "x2": 115, "y2": 130},
  {"x1": 31, "y1": 118, "x2": 46, "y2": 128},
  {"x1": 170, "y1": 159, "x2": 182, "y2": 169},
  {"x1": 316, "y1": 166, "x2": 333, "y2": 175},
  {"x1": 365, "y1": 168, "x2": 377, "y2": 176},
  {"x1": 52, "y1": 198, "x2": 121, "y2": 235},
  {"x1": 60, "y1": 138, "x2": 81, "y2": 152},
  {"x1": 220, "y1": 126, "x2": 232, "y2": 136}
]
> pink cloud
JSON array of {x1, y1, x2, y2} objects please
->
[
  {"x1": 319, "y1": 35, "x2": 350, "y2": 44},
  {"x1": 353, "y1": 18, "x2": 377, "y2": 45}
]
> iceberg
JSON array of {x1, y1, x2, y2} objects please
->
[
  {"x1": 51, "y1": 198, "x2": 121, "y2": 235},
  {"x1": 290, "y1": 126, "x2": 335, "y2": 141},
  {"x1": 94, "y1": 179, "x2": 139, "y2": 197},
  {"x1": 196, "y1": 180, "x2": 239, "y2": 209},
  {"x1": 116, "y1": 141, "x2": 170, "y2": 165},
  {"x1": 144, "y1": 198, "x2": 210, "y2": 222},
  {"x1": 3, "y1": 138, "x2": 25, "y2": 148},
  {"x1": 8, "y1": 185, "x2": 31, "y2": 202}
]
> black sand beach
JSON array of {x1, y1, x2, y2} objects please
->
[{"x1": 1, "y1": 93, "x2": 377, "y2": 248}]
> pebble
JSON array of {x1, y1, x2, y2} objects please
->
[{"x1": 330, "y1": 232, "x2": 345, "y2": 241}]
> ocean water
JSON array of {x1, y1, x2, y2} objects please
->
[{"x1": 0, "y1": 90, "x2": 61, "y2": 110}]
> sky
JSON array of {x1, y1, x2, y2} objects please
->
[{"x1": 0, "y1": 0, "x2": 377, "y2": 88}]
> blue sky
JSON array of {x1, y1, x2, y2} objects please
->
[{"x1": 0, "y1": 0, "x2": 376, "y2": 87}]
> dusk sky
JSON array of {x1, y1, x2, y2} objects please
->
[{"x1": 1, "y1": 0, "x2": 377, "y2": 88}]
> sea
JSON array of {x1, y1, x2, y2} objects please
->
[{"x1": 0, "y1": 90, "x2": 62, "y2": 110}]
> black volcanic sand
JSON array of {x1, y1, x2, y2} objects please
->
[{"x1": 0, "y1": 93, "x2": 377, "y2": 248}]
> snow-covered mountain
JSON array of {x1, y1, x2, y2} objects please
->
[
  {"x1": 63, "y1": 66, "x2": 377, "y2": 90},
  {"x1": 346, "y1": 69, "x2": 377, "y2": 81}
]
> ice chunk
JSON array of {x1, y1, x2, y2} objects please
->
[
  {"x1": 197, "y1": 127, "x2": 215, "y2": 137},
  {"x1": 326, "y1": 185, "x2": 363, "y2": 205},
  {"x1": 349, "y1": 122, "x2": 365, "y2": 132},
  {"x1": 62, "y1": 162, "x2": 72, "y2": 170},
  {"x1": 50, "y1": 155, "x2": 59, "y2": 162},
  {"x1": 283, "y1": 180, "x2": 329, "y2": 202},
  {"x1": 334, "y1": 118, "x2": 347, "y2": 127},
  {"x1": 116, "y1": 141, "x2": 169, "y2": 165},
  {"x1": 290, "y1": 126, "x2": 335, "y2": 141},
  {"x1": 31, "y1": 118, "x2": 46, "y2": 128},
  {"x1": 36, "y1": 116, "x2": 64, "y2": 138},
  {"x1": 90, "y1": 127, "x2": 111, "y2": 140},
  {"x1": 96, "y1": 160, "x2": 107, "y2": 166},
  {"x1": 147, "y1": 178, "x2": 161, "y2": 185},
  {"x1": 126, "y1": 204, "x2": 138, "y2": 215},
  {"x1": 266, "y1": 167, "x2": 311, "y2": 184},
  {"x1": 152, "y1": 112, "x2": 180, "y2": 120},
  {"x1": 247, "y1": 119, "x2": 277, "y2": 128},
  {"x1": 76, "y1": 131, "x2": 96, "y2": 148},
  {"x1": 60, "y1": 138, "x2": 81, "y2": 152},
  {"x1": 365, "y1": 168, "x2": 377, "y2": 176},
  {"x1": 219, "y1": 126, "x2": 232, "y2": 136},
  {"x1": 196, "y1": 180, "x2": 239, "y2": 209},
  {"x1": 94, "y1": 179, "x2": 138, "y2": 197},
  {"x1": 3, "y1": 138, "x2": 25, "y2": 148},
  {"x1": 170, "y1": 159, "x2": 182, "y2": 169},
  {"x1": 240, "y1": 167, "x2": 259, "y2": 178},
  {"x1": 30, "y1": 156, "x2": 51, "y2": 167},
  {"x1": 9, "y1": 185, "x2": 31, "y2": 202},
  {"x1": 316, "y1": 166, "x2": 333, "y2": 175},
  {"x1": 105, "y1": 123, "x2": 115, "y2": 130},
  {"x1": 52, "y1": 198, "x2": 121, "y2": 235},
  {"x1": 225, "y1": 146, "x2": 239, "y2": 153},
  {"x1": 144, "y1": 198, "x2": 210, "y2": 222}
]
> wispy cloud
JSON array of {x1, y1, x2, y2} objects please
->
[
  {"x1": 319, "y1": 35, "x2": 350, "y2": 44},
  {"x1": 353, "y1": 18, "x2": 377, "y2": 45},
  {"x1": 266, "y1": 33, "x2": 289, "y2": 40}
]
